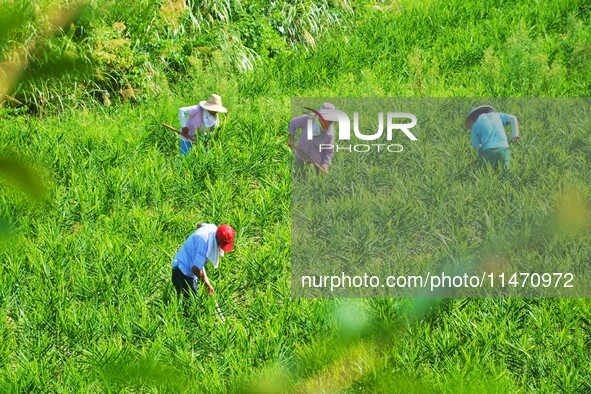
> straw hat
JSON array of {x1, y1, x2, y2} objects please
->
[
  {"x1": 200, "y1": 94, "x2": 227, "y2": 113},
  {"x1": 318, "y1": 102, "x2": 335, "y2": 112},
  {"x1": 464, "y1": 105, "x2": 494, "y2": 130}
]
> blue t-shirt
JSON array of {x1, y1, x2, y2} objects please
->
[
  {"x1": 172, "y1": 224, "x2": 217, "y2": 278},
  {"x1": 471, "y1": 112, "x2": 512, "y2": 151}
]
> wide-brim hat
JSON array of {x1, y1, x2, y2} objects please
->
[
  {"x1": 316, "y1": 102, "x2": 337, "y2": 122},
  {"x1": 464, "y1": 105, "x2": 494, "y2": 129},
  {"x1": 200, "y1": 94, "x2": 227, "y2": 113}
]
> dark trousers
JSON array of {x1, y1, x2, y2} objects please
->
[
  {"x1": 478, "y1": 147, "x2": 510, "y2": 172},
  {"x1": 172, "y1": 267, "x2": 198, "y2": 296}
]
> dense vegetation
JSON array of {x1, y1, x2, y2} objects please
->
[
  {"x1": 0, "y1": 0, "x2": 351, "y2": 113},
  {"x1": 1, "y1": 0, "x2": 590, "y2": 392}
]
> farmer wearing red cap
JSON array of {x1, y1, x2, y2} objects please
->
[
  {"x1": 465, "y1": 105, "x2": 520, "y2": 172},
  {"x1": 178, "y1": 94, "x2": 228, "y2": 156},
  {"x1": 171, "y1": 223, "x2": 235, "y2": 296},
  {"x1": 288, "y1": 103, "x2": 336, "y2": 175}
]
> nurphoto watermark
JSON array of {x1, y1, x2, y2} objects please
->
[{"x1": 303, "y1": 106, "x2": 418, "y2": 153}]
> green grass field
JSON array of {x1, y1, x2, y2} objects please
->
[
  {"x1": 1, "y1": 0, "x2": 591, "y2": 392},
  {"x1": 291, "y1": 97, "x2": 591, "y2": 298}
]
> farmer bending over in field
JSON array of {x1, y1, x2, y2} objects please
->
[
  {"x1": 465, "y1": 105, "x2": 520, "y2": 173},
  {"x1": 288, "y1": 103, "x2": 336, "y2": 175},
  {"x1": 172, "y1": 223, "x2": 235, "y2": 296},
  {"x1": 178, "y1": 94, "x2": 227, "y2": 156}
]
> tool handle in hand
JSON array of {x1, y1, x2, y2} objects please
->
[{"x1": 162, "y1": 123, "x2": 196, "y2": 142}]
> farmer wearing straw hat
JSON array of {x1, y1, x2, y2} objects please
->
[
  {"x1": 288, "y1": 103, "x2": 336, "y2": 175},
  {"x1": 171, "y1": 223, "x2": 235, "y2": 296},
  {"x1": 465, "y1": 105, "x2": 520, "y2": 172},
  {"x1": 178, "y1": 94, "x2": 227, "y2": 156}
]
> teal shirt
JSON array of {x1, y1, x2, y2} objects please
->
[{"x1": 471, "y1": 112, "x2": 515, "y2": 152}]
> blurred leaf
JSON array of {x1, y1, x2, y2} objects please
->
[
  {"x1": 551, "y1": 188, "x2": 590, "y2": 236},
  {"x1": 45, "y1": 3, "x2": 90, "y2": 35},
  {"x1": 0, "y1": 7, "x2": 24, "y2": 53},
  {"x1": 21, "y1": 51, "x2": 92, "y2": 81},
  {"x1": 0, "y1": 2, "x2": 90, "y2": 105},
  {"x1": 98, "y1": 353, "x2": 189, "y2": 392},
  {"x1": 0, "y1": 156, "x2": 45, "y2": 200}
]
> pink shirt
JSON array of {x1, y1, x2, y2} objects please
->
[
  {"x1": 178, "y1": 105, "x2": 214, "y2": 142},
  {"x1": 289, "y1": 115, "x2": 335, "y2": 166}
]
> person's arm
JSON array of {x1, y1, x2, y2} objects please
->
[
  {"x1": 501, "y1": 113, "x2": 520, "y2": 142},
  {"x1": 471, "y1": 128, "x2": 481, "y2": 152},
  {"x1": 192, "y1": 265, "x2": 214, "y2": 295},
  {"x1": 288, "y1": 115, "x2": 310, "y2": 148}
]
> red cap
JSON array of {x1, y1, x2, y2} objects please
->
[{"x1": 216, "y1": 224, "x2": 235, "y2": 252}]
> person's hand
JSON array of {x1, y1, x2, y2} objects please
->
[
  {"x1": 207, "y1": 285, "x2": 214, "y2": 296},
  {"x1": 288, "y1": 137, "x2": 295, "y2": 149},
  {"x1": 181, "y1": 127, "x2": 189, "y2": 136},
  {"x1": 511, "y1": 136, "x2": 520, "y2": 143},
  {"x1": 321, "y1": 163, "x2": 329, "y2": 173}
]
